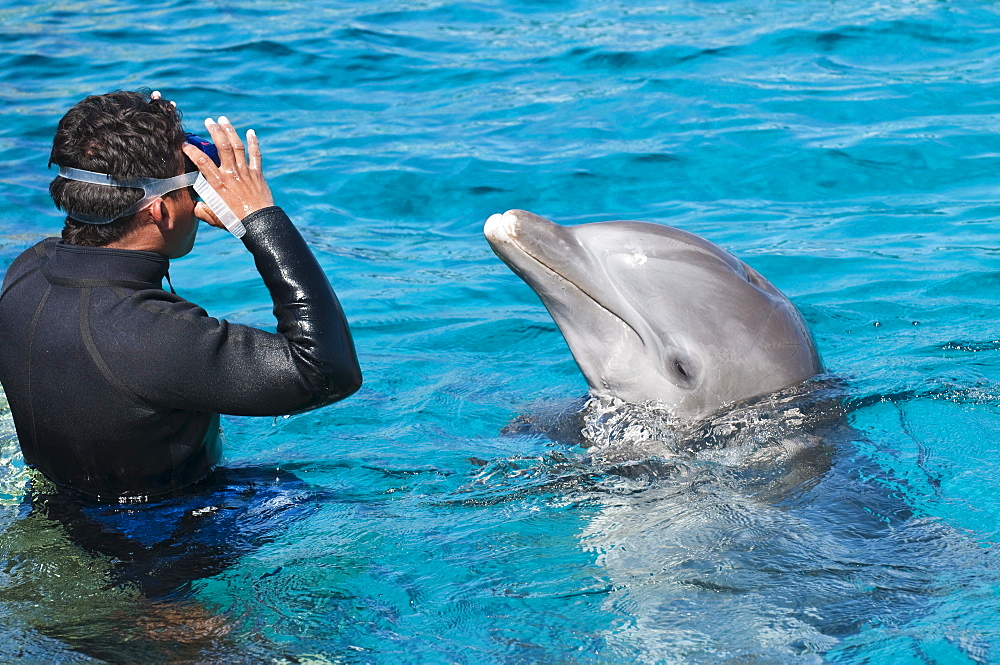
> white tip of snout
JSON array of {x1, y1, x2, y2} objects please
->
[
  {"x1": 484, "y1": 210, "x2": 518, "y2": 241},
  {"x1": 484, "y1": 213, "x2": 504, "y2": 235}
]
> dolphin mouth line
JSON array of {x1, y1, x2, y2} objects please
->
[{"x1": 500, "y1": 229, "x2": 646, "y2": 347}]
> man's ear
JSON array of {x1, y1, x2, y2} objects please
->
[{"x1": 148, "y1": 198, "x2": 171, "y2": 230}]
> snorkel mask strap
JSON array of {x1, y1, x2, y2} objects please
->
[
  {"x1": 57, "y1": 167, "x2": 200, "y2": 225},
  {"x1": 56, "y1": 167, "x2": 246, "y2": 238}
]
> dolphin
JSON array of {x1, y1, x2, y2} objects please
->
[{"x1": 484, "y1": 209, "x2": 823, "y2": 420}]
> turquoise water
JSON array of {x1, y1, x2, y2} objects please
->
[{"x1": 3, "y1": 0, "x2": 1000, "y2": 662}]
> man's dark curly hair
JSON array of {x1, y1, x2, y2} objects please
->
[{"x1": 49, "y1": 90, "x2": 188, "y2": 247}]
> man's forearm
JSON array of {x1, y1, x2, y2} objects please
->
[{"x1": 241, "y1": 206, "x2": 362, "y2": 410}]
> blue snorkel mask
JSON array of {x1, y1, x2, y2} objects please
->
[
  {"x1": 183, "y1": 132, "x2": 220, "y2": 166},
  {"x1": 55, "y1": 132, "x2": 246, "y2": 238}
]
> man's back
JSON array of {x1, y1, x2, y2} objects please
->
[
  {"x1": 1, "y1": 207, "x2": 361, "y2": 502},
  {"x1": 1, "y1": 238, "x2": 219, "y2": 501}
]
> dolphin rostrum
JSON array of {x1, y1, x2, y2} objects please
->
[{"x1": 484, "y1": 209, "x2": 823, "y2": 420}]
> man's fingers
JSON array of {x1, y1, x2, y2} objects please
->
[
  {"x1": 194, "y1": 118, "x2": 275, "y2": 219},
  {"x1": 219, "y1": 117, "x2": 246, "y2": 154},
  {"x1": 207, "y1": 117, "x2": 252, "y2": 178},
  {"x1": 247, "y1": 129, "x2": 262, "y2": 172},
  {"x1": 217, "y1": 117, "x2": 248, "y2": 177},
  {"x1": 150, "y1": 90, "x2": 177, "y2": 107},
  {"x1": 181, "y1": 142, "x2": 216, "y2": 173},
  {"x1": 194, "y1": 201, "x2": 224, "y2": 229},
  {"x1": 204, "y1": 118, "x2": 236, "y2": 170}
]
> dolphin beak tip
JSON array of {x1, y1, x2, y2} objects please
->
[{"x1": 484, "y1": 211, "x2": 514, "y2": 241}]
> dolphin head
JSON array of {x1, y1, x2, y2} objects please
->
[{"x1": 484, "y1": 209, "x2": 823, "y2": 420}]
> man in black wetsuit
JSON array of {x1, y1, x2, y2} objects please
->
[{"x1": 0, "y1": 90, "x2": 362, "y2": 503}]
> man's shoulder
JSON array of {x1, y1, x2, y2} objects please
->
[
  {"x1": 123, "y1": 286, "x2": 209, "y2": 318},
  {"x1": 97, "y1": 290, "x2": 237, "y2": 374},
  {"x1": 17, "y1": 237, "x2": 58, "y2": 265},
  {"x1": 123, "y1": 288, "x2": 235, "y2": 336},
  {"x1": 3, "y1": 238, "x2": 59, "y2": 285},
  {"x1": 1, "y1": 237, "x2": 58, "y2": 293}
]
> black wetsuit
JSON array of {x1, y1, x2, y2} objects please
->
[{"x1": 0, "y1": 206, "x2": 361, "y2": 502}]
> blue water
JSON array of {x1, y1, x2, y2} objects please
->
[{"x1": 3, "y1": 0, "x2": 1000, "y2": 662}]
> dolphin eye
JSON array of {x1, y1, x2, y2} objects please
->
[{"x1": 672, "y1": 359, "x2": 695, "y2": 384}]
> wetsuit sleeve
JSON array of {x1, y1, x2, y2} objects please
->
[
  {"x1": 115, "y1": 207, "x2": 361, "y2": 416},
  {"x1": 239, "y1": 206, "x2": 363, "y2": 412}
]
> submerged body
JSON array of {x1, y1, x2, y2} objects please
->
[{"x1": 484, "y1": 209, "x2": 822, "y2": 419}]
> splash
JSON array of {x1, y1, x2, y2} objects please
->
[
  {"x1": 580, "y1": 379, "x2": 845, "y2": 472},
  {"x1": 0, "y1": 385, "x2": 28, "y2": 506}
]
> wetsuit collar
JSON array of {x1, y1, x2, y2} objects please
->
[{"x1": 44, "y1": 241, "x2": 170, "y2": 289}]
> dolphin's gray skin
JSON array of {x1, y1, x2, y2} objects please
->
[{"x1": 484, "y1": 209, "x2": 823, "y2": 419}]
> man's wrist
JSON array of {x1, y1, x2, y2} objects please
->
[{"x1": 240, "y1": 206, "x2": 286, "y2": 233}]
